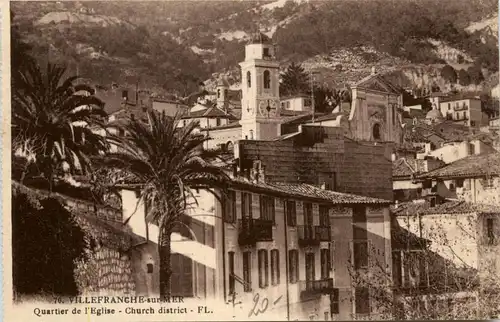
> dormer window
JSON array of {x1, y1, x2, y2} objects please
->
[
  {"x1": 247, "y1": 71, "x2": 251, "y2": 88},
  {"x1": 263, "y1": 70, "x2": 271, "y2": 89}
]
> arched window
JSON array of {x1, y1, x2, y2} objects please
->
[
  {"x1": 373, "y1": 124, "x2": 381, "y2": 140},
  {"x1": 247, "y1": 71, "x2": 251, "y2": 88},
  {"x1": 263, "y1": 70, "x2": 271, "y2": 89}
]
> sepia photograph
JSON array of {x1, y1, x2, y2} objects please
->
[{"x1": 6, "y1": 0, "x2": 500, "y2": 320}]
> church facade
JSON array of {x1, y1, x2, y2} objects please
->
[{"x1": 203, "y1": 33, "x2": 404, "y2": 148}]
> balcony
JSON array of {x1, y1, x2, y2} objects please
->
[
  {"x1": 238, "y1": 218, "x2": 273, "y2": 246},
  {"x1": 297, "y1": 225, "x2": 331, "y2": 246},
  {"x1": 299, "y1": 278, "x2": 334, "y2": 300}
]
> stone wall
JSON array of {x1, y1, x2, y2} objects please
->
[{"x1": 74, "y1": 245, "x2": 136, "y2": 295}]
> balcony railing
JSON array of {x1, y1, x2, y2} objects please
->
[
  {"x1": 297, "y1": 225, "x2": 331, "y2": 246},
  {"x1": 299, "y1": 278, "x2": 334, "y2": 300},
  {"x1": 238, "y1": 218, "x2": 273, "y2": 246}
]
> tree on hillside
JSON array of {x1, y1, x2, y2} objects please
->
[
  {"x1": 98, "y1": 112, "x2": 229, "y2": 297},
  {"x1": 458, "y1": 69, "x2": 471, "y2": 86},
  {"x1": 467, "y1": 65, "x2": 485, "y2": 85},
  {"x1": 440, "y1": 65, "x2": 458, "y2": 84},
  {"x1": 11, "y1": 63, "x2": 108, "y2": 190},
  {"x1": 11, "y1": 11, "x2": 35, "y2": 88},
  {"x1": 280, "y1": 62, "x2": 310, "y2": 97}
]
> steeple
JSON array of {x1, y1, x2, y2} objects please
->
[{"x1": 239, "y1": 32, "x2": 281, "y2": 140}]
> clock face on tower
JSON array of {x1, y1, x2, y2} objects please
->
[{"x1": 258, "y1": 100, "x2": 278, "y2": 117}]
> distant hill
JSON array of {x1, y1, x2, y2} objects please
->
[{"x1": 11, "y1": 0, "x2": 499, "y2": 97}]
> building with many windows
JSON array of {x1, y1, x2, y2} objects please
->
[{"x1": 121, "y1": 163, "x2": 393, "y2": 320}]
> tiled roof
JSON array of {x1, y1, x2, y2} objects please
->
[
  {"x1": 440, "y1": 94, "x2": 481, "y2": 103},
  {"x1": 181, "y1": 107, "x2": 234, "y2": 119},
  {"x1": 280, "y1": 112, "x2": 316, "y2": 125},
  {"x1": 393, "y1": 158, "x2": 416, "y2": 178},
  {"x1": 310, "y1": 113, "x2": 342, "y2": 123},
  {"x1": 202, "y1": 120, "x2": 241, "y2": 131},
  {"x1": 269, "y1": 183, "x2": 392, "y2": 205},
  {"x1": 120, "y1": 175, "x2": 391, "y2": 205},
  {"x1": 417, "y1": 152, "x2": 500, "y2": 179},
  {"x1": 393, "y1": 158, "x2": 436, "y2": 178},
  {"x1": 392, "y1": 200, "x2": 500, "y2": 216}
]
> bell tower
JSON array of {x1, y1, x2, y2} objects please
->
[{"x1": 239, "y1": 32, "x2": 281, "y2": 140}]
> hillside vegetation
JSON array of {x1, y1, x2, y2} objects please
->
[{"x1": 11, "y1": 0, "x2": 498, "y2": 96}]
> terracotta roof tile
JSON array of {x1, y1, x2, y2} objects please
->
[
  {"x1": 182, "y1": 107, "x2": 234, "y2": 119},
  {"x1": 392, "y1": 200, "x2": 500, "y2": 216},
  {"x1": 269, "y1": 183, "x2": 392, "y2": 204},
  {"x1": 418, "y1": 152, "x2": 500, "y2": 179},
  {"x1": 393, "y1": 158, "x2": 415, "y2": 178}
]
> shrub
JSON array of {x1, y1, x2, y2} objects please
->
[{"x1": 12, "y1": 190, "x2": 89, "y2": 298}]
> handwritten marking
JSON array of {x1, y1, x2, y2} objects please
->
[{"x1": 248, "y1": 293, "x2": 282, "y2": 318}]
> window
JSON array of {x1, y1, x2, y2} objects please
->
[
  {"x1": 372, "y1": 123, "x2": 381, "y2": 140},
  {"x1": 243, "y1": 251, "x2": 252, "y2": 292},
  {"x1": 263, "y1": 47, "x2": 270, "y2": 57},
  {"x1": 354, "y1": 287, "x2": 370, "y2": 314},
  {"x1": 241, "y1": 192, "x2": 252, "y2": 219},
  {"x1": 330, "y1": 288, "x2": 340, "y2": 314},
  {"x1": 430, "y1": 197, "x2": 436, "y2": 207},
  {"x1": 456, "y1": 179, "x2": 464, "y2": 188},
  {"x1": 147, "y1": 263, "x2": 154, "y2": 274},
  {"x1": 403, "y1": 251, "x2": 429, "y2": 288},
  {"x1": 305, "y1": 253, "x2": 315, "y2": 283},
  {"x1": 288, "y1": 249, "x2": 299, "y2": 284},
  {"x1": 228, "y1": 251, "x2": 235, "y2": 294},
  {"x1": 247, "y1": 71, "x2": 251, "y2": 88},
  {"x1": 271, "y1": 249, "x2": 280, "y2": 285},
  {"x1": 449, "y1": 182, "x2": 455, "y2": 191},
  {"x1": 263, "y1": 70, "x2": 271, "y2": 89},
  {"x1": 217, "y1": 89, "x2": 221, "y2": 98},
  {"x1": 487, "y1": 218, "x2": 495, "y2": 245},
  {"x1": 352, "y1": 206, "x2": 368, "y2": 269},
  {"x1": 216, "y1": 118, "x2": 221, "y2": 126},
  {"x1": 224, "y1": 190, "x2": 236, "y2": 223},
  {"x1": 392, "y1": 251, "x2": 402, "y2": 287},
  {"x1": 320, "y1": 248, "x2": 330, "y2": 279},
  {"x1": 122, "y1": 90, "x2": 129, "y2": 100},
  {"x1": 471, "y1": 121, "x2": 476, "y2": 126},
  {"x1": 319, "y1": 205, "x2": 330, "y2": 227},
  {"x1": 260, "y1": 195, "x2": 276, "y2": 224},
  {"x1": 258, "y1": 249, "x2": 269, "y2": 288},
  {"x1": 286, "y1": 200, "x2": 297, "y2": 226},
  {"x1": 448, "y1": 103, "x2": 451, "y2": 110},
  {"x1": 392, "y1": 104, "x2": 396, "y2": 125},
  {"x1": 303, "y1": 202, "x2": 313, "y2": 225},
  {"x1": 353, "y1": 240, "x2": 368, "y2": 269}
]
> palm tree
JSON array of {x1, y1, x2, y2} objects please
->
[
  {"x1": 12, "y1": 62, "x2": 108, "y2": 190},
  {"x1": 100, "y1": 111, "x2": 229, "y2": 297}
]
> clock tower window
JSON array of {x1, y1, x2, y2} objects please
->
[
  {"x1": 264, "y1": 70, "x2": 271, "y2": 89},
  {"x1": 247, "y1": 71, "x2": 251, "y2": 88}
]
